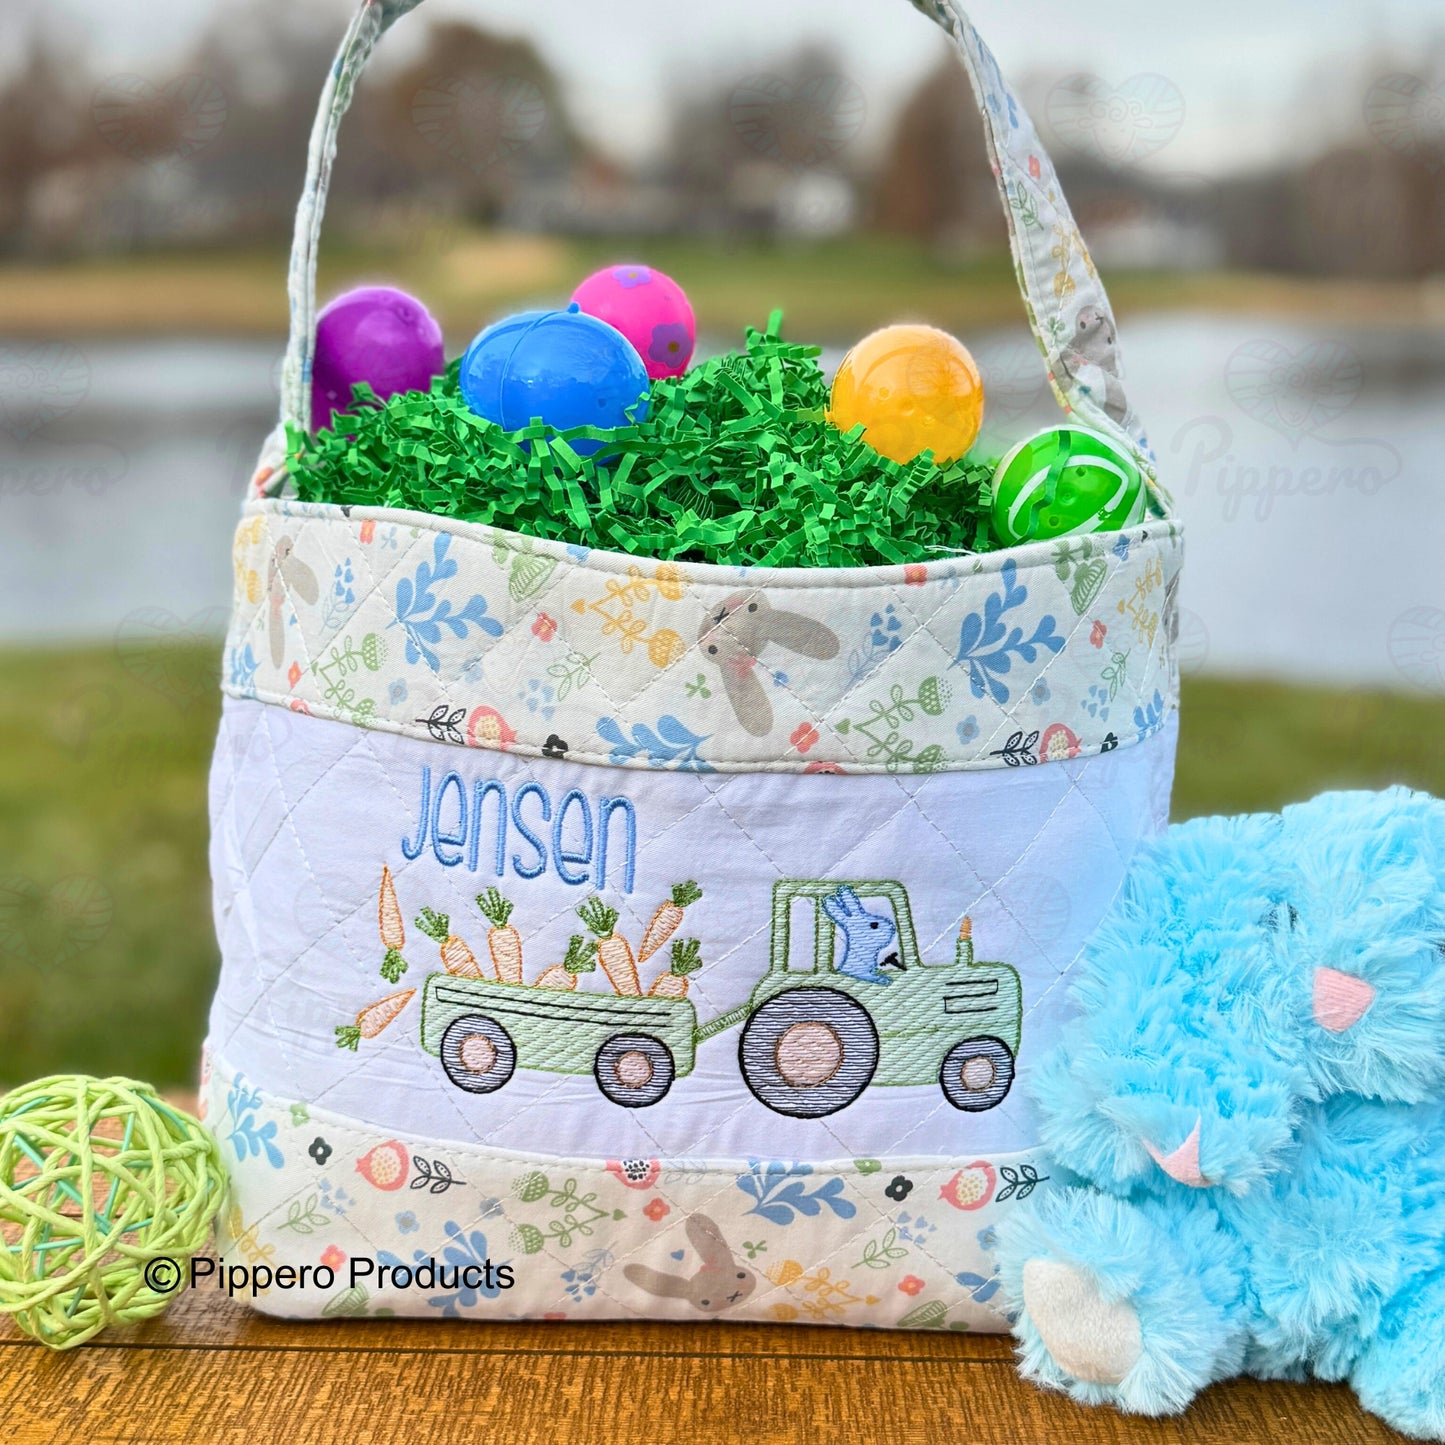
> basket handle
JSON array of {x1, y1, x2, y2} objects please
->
[{"x1": 277, "y1": 0, "x2": 1167, "y2": 506}]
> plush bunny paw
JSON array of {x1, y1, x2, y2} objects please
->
[
  {"x1": 1022, "y1": 1258, "x2": 1142, "y2": 1386},
  {"x1": 996, "y1": 1186, "x2": 1250, "y2": 1416}
]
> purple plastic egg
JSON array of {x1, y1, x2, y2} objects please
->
[{"x1": 311, "y1": 285, "x2": 445, "y2": 434}]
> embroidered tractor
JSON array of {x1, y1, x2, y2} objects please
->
[{"x1": 420, "y1": 878, "x2": 1022, "y2": 1117}]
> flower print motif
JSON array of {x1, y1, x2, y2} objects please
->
[
  {"x1": 1029, "y1": 678, "x2": 1051, "y2": 705},
  {"x1": 395, "y1": 1211, "x2": 420, "y2": 1235},
  {"x1": 309, "y1": 1137, "x2": 333, "y2": 1166},
  {"x1": 1090, "y1": 620, "x2": 1107, "y2": 648},
  {"x1": 607, "y1": 1159, "x2": 661, "y2": 1191},
  {"x1": 885, "y1": 1175, "x2": 914, "y2": 1203},
  {"x1": 899, "y1": 1275, "x2": 926, "y2": 1296},
  {"x1": 288, "y1": 1103, "x2": 309, "y2": 1127},
  {"x1": 1101, "y1": 731, "x2": 1119, "y2": 752},
  {"x1": 790, "y1": 723, "x2": 819, "y2": 754},
  {"x1": 467, "y1": 706, "x2": 517, "y2": 750},
  {"x1": 648, "y1": 322, "x2": 690, "y2": 367},
  {"x1": 951, "y1": 559, "x2": 1064, "y2": 705},
  {"x1": 228, "y1": 643, "x2": 258, "y2": 690},
  {"x1": 904, "y1": 564, "x2": 928, "y2": 586},
  {"x1": 1038, "y1": 722, "x2": 1081, "y2": 762},
  {"x1": 388, "y1": 678, "x2": 408, "y2": 705},
  {"x1": 956, "y1": 715, "x2": 980, "y2": 745},
  {"x1": 360, "y1": 519, "x2": 376, "y2": 544},
  {"x1": 460, "y1": 657, "x2": 486, "y2": 685},
  {"x1": 533, "y1": 612, "x2": 558, "y2": 642},
  {"x1": 1113, "y1": 532, "x2": 1132, "y2": 563},
  {"x1": 225, "y1": 1075, "x2": 283, "y2": 1169},
  {"x1": 287, "y1": 661, "x2": 302, "y2": 689},
  {"x1": 803, "y1": 760, "x2": 846, "y2": 775},
  {"x1": 477, "y1": 1197, "x2": 504, "y2": 1219},
  {"x1": 613, "y1": 265, "x2": 652, "y2": 289},
  {"x1": 643, "y1": 1197, "x2": 670, "y2": 1222},
  {"x1": 1028, "y1": 154, "x2": 1041, "y2": 180},
  {"x1": 320, "y1": 1244, "x2": 346, "y2": 1271},
  {"x1": 742, "y1": 1240, "x2": 768, "y2": 1260},
  {"x1": 542, "y1": 734, "x2": 568, "y2": 760}
]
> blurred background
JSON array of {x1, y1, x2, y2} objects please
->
[{"x1": 1, "y1": 0, "x2": 1442, "y2": 1087}]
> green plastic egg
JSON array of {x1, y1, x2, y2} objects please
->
[{"x1": 990, "y1": 425, "x2": 1146, "y2": 547}]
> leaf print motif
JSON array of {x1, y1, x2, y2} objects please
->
[
  {"x1": 596, "y1": 715, "x2": 713, "y2": 771},
  {"x1": 410, "y1": 1157, "x2": 465, "y2": 1194},
  {"x1": 995, "y1": 1163, "x2": 1049, "y2": 1202},
  {"x1": 951, "y1": 560, "x2": 1064, "y2": 705},
  {"x1": 393, "y1": 533, "x2": 504, "y2": 670},
  {"x1": 990, "y1": 730, "x2": 1040, "y2": 767},
  {"x1": 735, "y1": 1160, "x2": 857, "y2": 1226},
  {"x1": 417, "y1": 705, "x2": 466, "y2": 744}
]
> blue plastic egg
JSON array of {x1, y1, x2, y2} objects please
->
[{"x1": 459, "y1": 303, "x2": 650, "y2": 455}]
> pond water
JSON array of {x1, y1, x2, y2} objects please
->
[{"x1": 1, "y1": 313, "x2": 1441, "y2": 692}]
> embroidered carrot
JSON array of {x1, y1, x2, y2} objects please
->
[
  {"x1": 415, "y1": 907, "x2": 483, "y2": 978},
  {"x1": 533, "y1": 933, "x2": 597, "y2": 991},
  {"x1": 378, "y1": 866, "x2": 409, "y2": 983},
  {"x1": 335, "y1": 989, "x2": 415, "y2": 1050},
  {"x1": 637, "y1": 881, "x2": 702, "y2": 963},
  {"x1": 577, "y1": 896, "x2": 640, "y2": 996},
  {"x1": 647, "y1": 938, "x2": 702, "y2": 998},
  {"x1": 476, "y1": 888, "x2": 522, "y2": 983}
]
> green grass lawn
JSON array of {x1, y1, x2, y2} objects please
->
[{"x1": 2, "y1": 642, "x2": 1443, "y2": 1087}]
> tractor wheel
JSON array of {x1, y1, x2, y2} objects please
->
[
  {"x1": 940, "y1": 1036, "x2": 1014, "y2": 1112},
  {"x1": 440, "y1": 1014, "x2": 517, "y2": 1095},
  {"x1": 595, "y1": 1034, "x2": 675, "y2": 1108},
  {"x1": 740, "y1": 988, "x2": 879, "y2": 1118}
]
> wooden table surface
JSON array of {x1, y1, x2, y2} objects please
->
[{"x1": 0, "y1": 1277, "x2": 1402, "y2": 1445}]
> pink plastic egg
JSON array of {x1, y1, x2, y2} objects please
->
[{"x1": 571, "y1": 264, "x2": 696, "y2": 380}]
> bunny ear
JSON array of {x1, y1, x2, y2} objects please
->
[
  {"x1": 685, "y1": 1214, "x2": 736, "y2": 1271},
  {"x1": 623, "y1": 1263, "x2": 692, "y2": 1301},
  {"x1": 822, "y1": 894, "x2": 847, "y2": 926},
  {"x1": 281, "y1": 555, "x2": 320, "y2": 605},
  {"x1": 836, "y1": 885, "x2": 862, "y2": 915},
  {"x1": 721, "y1": 659, "x2": 774, "y2": 737},
  {"x1": 758, "y1": 608, "x2": 840, "y2": 661}
]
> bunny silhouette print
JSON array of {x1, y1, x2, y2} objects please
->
[
  {"x1": 267, "y1": 536, "x2": 319, "y2": 666},
  {"x1": 822, "y1": 885, "x2": 903, "y2": 986},
  {"x1": 623, "y1": 1214, "x2": 757, "y2": 1314},
  {"x1": 697, "y1": 592, "x2": 839, "y2": 737}
]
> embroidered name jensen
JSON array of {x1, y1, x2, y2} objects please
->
[{"x1": 401, "y1": 766, "x2": 637, "y2": 894}]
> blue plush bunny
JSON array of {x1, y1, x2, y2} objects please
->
[{"x1": 994, "y1": 787, "x2": 1445, "y2": 1440}]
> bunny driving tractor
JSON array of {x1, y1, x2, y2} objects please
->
[{"x1": 420, "y1": 878, "x2": 1022, "y2": 1117}]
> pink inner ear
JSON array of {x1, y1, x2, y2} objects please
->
[
  {"x1": 1144, "y1": 1118, "x2": 1210, "y2": 1188},
  {"x1": 1313, "y1": 967, "x2": 1376, "y2": 1033}
]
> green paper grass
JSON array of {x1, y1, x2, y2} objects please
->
[{"x1": 288, "y1": 313, "x2": 999, "y2": 568}]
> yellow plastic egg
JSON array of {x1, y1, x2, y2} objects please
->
[{"x1": 829, "y1": 324, "x2": 984, "y2": 466}]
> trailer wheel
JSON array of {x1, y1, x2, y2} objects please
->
[
  {"x1": 740, "y1": 988, "x2": 878, "y2": 1118},
  {"x1": 595, "y1": 1034, "x2": 675, "y2": 1108},
  {"x1": 440, "y1": 1014, "x2": 516, "y2": 1095},
  {"x1": 940, "y1": 1035, "x2": 1014, "y2": 1112}
]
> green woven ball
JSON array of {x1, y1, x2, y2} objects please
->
[{"x1": 0, "y1": 1075, "x2": 226, "y2": 1349}]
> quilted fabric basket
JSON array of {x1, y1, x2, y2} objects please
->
[{"x1": 203, "y1": 0, "x2": 1182, "y2": 1329}]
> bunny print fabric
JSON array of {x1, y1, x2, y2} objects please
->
[{"x1": 224, "y1": 501, "x2": 1182, "y2": 775}]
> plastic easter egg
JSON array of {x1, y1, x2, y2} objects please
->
[
  {"x1": 829, "y1": 324, "x2": 984, "y2": 466},
  {"x1": 312, "y1": 285, "x2": 445, "y2": 434},
  {"x1": 459, "y1": 304, "x2": 650, "y2": 456},
  {"x1": 989, "y1": 424, "x2": 1145, "y2": 546},
  {"x1": 572, "y1": 264, "x2": 696, "y2": 380}
]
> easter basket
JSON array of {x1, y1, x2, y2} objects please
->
[{"x1": 203, "y1": 0, "x2": 1182, "y2": 1329}]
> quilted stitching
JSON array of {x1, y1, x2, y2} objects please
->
[{"x1": 224, "y1": 501, "x2": 1182, "y2": 776}]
